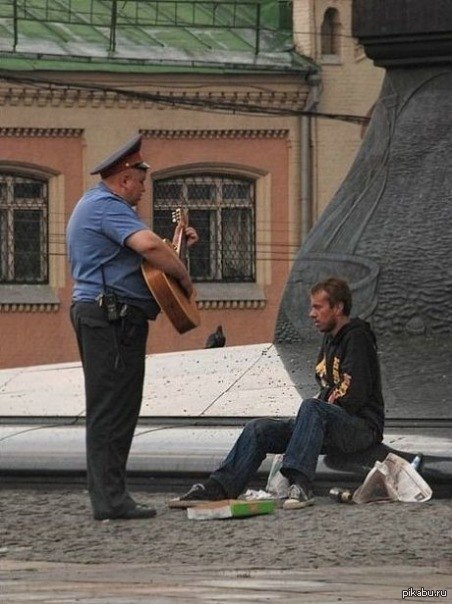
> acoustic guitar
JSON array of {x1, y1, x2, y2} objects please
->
[{"x1": 141, "y1": 208, "x2": 201, "y2": 334}]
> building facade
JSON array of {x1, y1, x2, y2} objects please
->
[{"x1": 0, "y1": 0, "x2": 383, "y2": 368}]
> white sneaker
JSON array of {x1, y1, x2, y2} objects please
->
[{"x1": 283, "y1": 483, "x2": 315, "y2": 510}]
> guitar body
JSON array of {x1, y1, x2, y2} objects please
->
[
  {"x1": 141, "y1": 258, "x2": 200, "y2": 334},
  {"x1": 141, "y1": 209, "x2": 200, "y2": 334}
]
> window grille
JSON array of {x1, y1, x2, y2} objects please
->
[
  {"x1": 0, "y1": 174, "x2": 48, "y2": 284},
  {"x1": 153, "y1": 174, "x2": 255, "y2": 282}
]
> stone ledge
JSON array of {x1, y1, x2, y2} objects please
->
[{"x1": 0, "y1": 285, "x2": 60, "y2": 311}]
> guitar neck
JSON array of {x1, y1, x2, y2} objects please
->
[
  {"x1": 177, "y1": 232, "x2": 187, "y2": 266},
  {"x1": 173, "y1": 208, "x2": 188, "y2": 266}
]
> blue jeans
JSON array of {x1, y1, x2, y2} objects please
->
[{"x1": 211, "y1": 398, "x2": 378, "y2": 498}]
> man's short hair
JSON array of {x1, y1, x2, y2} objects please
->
[{"x1": 310, "y1": 277, "x2": 352, "y2": 316}]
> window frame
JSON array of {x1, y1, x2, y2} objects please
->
[
  {"x1": 152, "y1": 173, "x2": 257, "y2": 284},
  {"x1": 0, "y1": 164, "x2": 64, "y2": 310},
  {"x1": 0, "y1": 173, "x2": 49, "y2": 285},
  {"x1": 320, "y1": 7, "x2": 341, "y2": 61},
  {"x1": 148, "y1": 163, "x2": 270, "y2": 309}
]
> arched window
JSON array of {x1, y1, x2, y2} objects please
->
[
  {"x1": 0, "y1": 173, "x2": 48, "y2": 284},
  {"x1": 321, "y1": 7, "x2": 341, "y2": 56},
  {"x1": 153, "y1": 174, "x2": 255, "y2": 283}
]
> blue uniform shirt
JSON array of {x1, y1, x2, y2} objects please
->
[{"x1": 67, "y1": 182, "x2": 160, "y2": 319}]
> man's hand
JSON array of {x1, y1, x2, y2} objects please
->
[
  {"x1": 185, "y1": 225, "x2": 199, "y2": 247},
  {"x1": 126, "y1": 228, "x2": 193, "y2": 296},
  {"x1": 173, "y1": 224, "x2": 199, "y2": 248}
]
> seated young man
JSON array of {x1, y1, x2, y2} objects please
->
[{"x1": 175, "y1": 277, "x2": 385, "y2": 510}]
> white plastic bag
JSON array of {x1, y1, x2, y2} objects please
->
[{"x1": 265, "y1": 454, "x2": 290, "y2": 499}]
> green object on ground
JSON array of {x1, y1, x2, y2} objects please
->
[{"x1": 187, "y1": 498, "x2": 275, "y2": 520}]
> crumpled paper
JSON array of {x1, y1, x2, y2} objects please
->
[
  {"x1": 239, "y1": 489, "x2": 276, "y2": 501},
  {"x1": 353, "y1": 453, "x2": 432, "y2": 504}
]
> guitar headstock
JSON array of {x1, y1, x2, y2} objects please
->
[{"x1": 172, "y1": 207, "x2": 189, "y2": 228}]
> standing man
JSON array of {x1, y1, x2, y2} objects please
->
[
  {"x1": 67, "y1": 133, "x2": 198, "y2": 520},
  {"x1": 175, "y1": 277, "x2": 384, "y2": 510}
]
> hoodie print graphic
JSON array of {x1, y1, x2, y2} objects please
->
[{"x1": 316, "y1": 355, "x2": 351, "y2": 403}]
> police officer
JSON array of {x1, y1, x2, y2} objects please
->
[{"x1": 67, "y1": 134, "x2": 198, "y2": 520}]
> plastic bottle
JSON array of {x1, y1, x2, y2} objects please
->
[{"x1": 410, "y1": 454, "x2": 423, "y2": 471}]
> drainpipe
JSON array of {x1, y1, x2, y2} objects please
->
[{"x1": 300, "y1": 74, "x2": 321, "y2": 243}]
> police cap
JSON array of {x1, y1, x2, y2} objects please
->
[{"x1": 90, "y1": 133, "x2": 150, "y2": 178}]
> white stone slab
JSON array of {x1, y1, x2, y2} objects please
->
[
  {"x1": 0, "y1": 363, "x2": 85, "y2": 417},
  {"x1": 0, "y1": 343, "x2": 303, "y2": 418}
]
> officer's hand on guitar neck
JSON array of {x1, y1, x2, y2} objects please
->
[{"x1": 173, "y1": 224, "x2": 199, "y2": 248}]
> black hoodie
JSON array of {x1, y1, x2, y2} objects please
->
[{"x1": 315, "y1": 318, "x2": 385, "y2": 439}]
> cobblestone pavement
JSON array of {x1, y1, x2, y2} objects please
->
[{"x1": 1, "y1": 488, "x2": 451, "y2": 602}]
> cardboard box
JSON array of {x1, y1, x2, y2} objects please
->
[{"x1": 187, "y1": 499, "x2": 276, "y2": 520}]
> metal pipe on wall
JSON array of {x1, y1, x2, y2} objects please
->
[{"x1": 300, "y1": 74, "x2": 321, "y2": 242}]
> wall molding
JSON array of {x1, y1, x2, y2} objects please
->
[
  {"x1": 0, "y1": 303, "x2": 59, "y2": 312},
  {"x1": 197, "y1": 300, "x2": 266, "y2": 310},
  {"x1": 0, "y1": 127, "x2": 83, "y2": 138},
  {"x1": 143, "y1": 129, "x2": 289, "y2": 139},
  {"x1": 0, "y1": 85, "x2": 307, "y2": 111}
]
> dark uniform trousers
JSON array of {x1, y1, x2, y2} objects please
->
[{"x1": 70, "y1": 301, "x2": 149, "y2": 518}]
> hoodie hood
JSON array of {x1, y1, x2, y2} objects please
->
[{"x1": 332, "y1": 318, "x2": 377, "y2": 346}]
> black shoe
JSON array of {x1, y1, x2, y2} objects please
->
[
  {"x1": 184, "y1": 479, "x2": 226, "y2": 501},
  {"x1": 94, "y1": 503, "x2": 157, "y2": 521}
]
